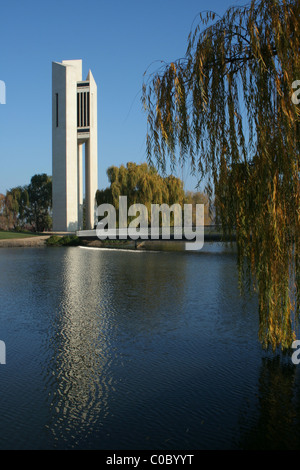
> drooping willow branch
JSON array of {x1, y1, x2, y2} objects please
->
[{"x1": 142, "y1": 0, "x2": 300, "y2": 350}]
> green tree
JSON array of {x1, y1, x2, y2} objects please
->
[
  {"x1": 4, "y1": 186, "x2": 29, "y2": 229},
  {"x1": 3, "y1": 193, "x2": 17, "y2": 229},
  {"x1": 96, "y1": 162, "x2": 185, "y2": 225},
  {"x1": 0, "y1": 193, "x2": 7, "y2": 230},
  {"x1": 26, "y1": 174, "x2": 52, "y2": 232},
  {"x1": 142, "y1": 0, "x2": 300, "y2": 350}
]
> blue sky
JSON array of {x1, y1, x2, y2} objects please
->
[{"x1": 0, "y1": 0, "x2": 244, "y2": 195}]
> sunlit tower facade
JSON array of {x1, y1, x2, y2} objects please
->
[{"x1": 52, "y1": 59, "x2": 98, "y2": 231}]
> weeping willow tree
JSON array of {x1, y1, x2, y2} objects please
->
[
  {"x1": 96, "y1": 162, "x2": 185, "y2": 225},
  {"x1": 142, "y1": 0, "x2": 300, "y2": 350}
]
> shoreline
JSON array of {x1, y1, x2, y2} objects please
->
[
  {"x1": 0, "y1": 232, "x2": 236, "y2": 249},
  {"x1": 0, "y1": 232, "x2": 236, "y2": 251},
  {"x1": 0, "y1": 236, "x2": 50, "y2": 248}
]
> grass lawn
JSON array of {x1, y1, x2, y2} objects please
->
[{"x1": 0, "y1": 231, "x2": 43, "y2": 240}]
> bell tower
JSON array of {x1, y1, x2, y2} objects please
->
[{"x1": 52, "y1": 59, "x2": 98, "y2": 231}]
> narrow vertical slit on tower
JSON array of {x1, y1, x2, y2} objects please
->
[
  {"x1": 77, "y1": 92, "x2": 80, "y2": 127},
  {"x1": 83, "y1": 93, "x2": 86, "y2": 127},
  {"x1": 55, "y1": 93, "x2": 59, "y2": 127},
  {"x1": 81, "y1": 93, "x2": 84, "y2": 127}
]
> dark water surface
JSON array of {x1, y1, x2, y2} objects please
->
[{"x1": 0, "y1": 245, "x2": 300, "y2": 450}]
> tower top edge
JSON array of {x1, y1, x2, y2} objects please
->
[{"x1": 52, "y1": 59, "x2": 83, "y2": 67}]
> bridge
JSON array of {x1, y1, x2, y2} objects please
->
[{"x1": 76, "y1": 225, "x2": 232, "y2": 249}]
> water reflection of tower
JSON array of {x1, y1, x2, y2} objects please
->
[
  {"x1": 47, "y1": 248, "x2": 114, "y2": 446},
  {"x1": 46, "y1": 248, "x2": 189, "y2": 448}
]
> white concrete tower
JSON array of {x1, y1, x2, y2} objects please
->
[{"x1": 52, "y1": 59, "x2": 98, "y2": 231}]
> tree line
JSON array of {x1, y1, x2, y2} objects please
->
[
  {"x1": 0, "y1": 174, "x2": 52, "y2": 232},
  {"x1": 0, "y1": 165, "x2": 212, "y2": 232}
]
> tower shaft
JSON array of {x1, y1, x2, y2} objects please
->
[{"x1": 52, "y1": 59, "x2": 98, "y2": 231}]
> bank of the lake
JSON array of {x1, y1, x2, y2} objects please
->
[
  {"x1": 0, "y1": 235, "x2": 50, "y2": 247},
  {"x1": 0, "y1": 226, "x2": 234, "y2": 251}
]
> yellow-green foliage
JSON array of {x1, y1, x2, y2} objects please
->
[
  {"x1": 46, "y1": 235, "x2": 80, "y2": 246},
  {"x1": 143, "y1": 0, "x2": 300, "y2": 350},
  {"x1": 96, "y1": 162, "x2": 185, "y2": 225}
]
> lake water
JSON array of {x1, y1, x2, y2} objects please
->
[{"x1": 0, "y1": 244, "x2": 300, "y2": 450}]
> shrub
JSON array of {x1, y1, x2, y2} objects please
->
[
  {"x1": 46, "y1": 235, "x2": 62, "y2": 246},
  {"x1": 60, "y1": 235, "x2": 80, "y2": 246},
  {"x1": 46, "y1": 235, "x2": 81, "y2": 246}
]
